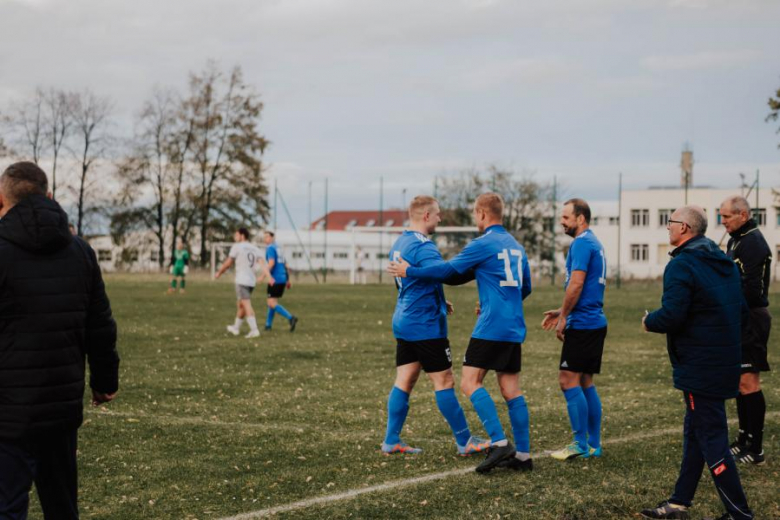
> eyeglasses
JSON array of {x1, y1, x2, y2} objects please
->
[{"x1": 667, "y1": 219, "x2": 688, "y2": 228}]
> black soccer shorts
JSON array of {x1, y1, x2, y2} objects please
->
[
  {"x1": 559, "y1": 326, "x2": 607, "y2": 374},
  {"x1": 396, "y1": 338, "x2": 452, "y2": 373},
  {"x1": 266, "y1": 283, "x2": 286, "y2": 299},
  {"x1": 463, "y1": 338, "x2": 522, "y2": 373},
  {"x1": 741, "y1": 307, "x2": 771, "y2": 373}
]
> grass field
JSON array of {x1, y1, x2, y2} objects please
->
[{"x1": 29, "y1": 275, "x2": 779, "y2": 519}]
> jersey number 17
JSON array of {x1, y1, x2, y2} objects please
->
[{"x1": 498, "y1": 249, "x2": 523, "y2": 287}]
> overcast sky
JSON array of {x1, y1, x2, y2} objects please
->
[{"x1": 1, "y1": 0, "x2": 779, "y2": 228}]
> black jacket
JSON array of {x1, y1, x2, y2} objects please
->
[
  {"x1": 726, "y1": 219, "x2": 772, "y2": 308},
  {"x1": 644, "y1": 236, "x2": 744, "y2": 400},
  {"x1": 0, "y1": 195, "x2": 118, "y2": 440}
]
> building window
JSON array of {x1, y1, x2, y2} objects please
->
[
  {"x1": 385, "y1": 219, "x2": 395, "y2": 227},
  {"x1": 315, "y1": 220, "x2": 325, "y2": 230},
  {"x1": 776, "y1": 245, "x2": 780, "y2": 262},
  {"x1": 591, "y1": 217, "x2": 599, "y2": 226},
  {"x1": 609, "y1": 216, "x2": 619, "y2": 225},
  {"x1": 631, "y1": 209, "x2": 649, "y2": 227},
  {"x1": 716, "y1": 209, "x2": 722, "y2": 226},
  {"x1": 751, "y1": 208, "x2": 766, "y2": 226},
  {"x1": 658, "y1": 209, "x2": 675, "y2": 227},
  {"x1": 631, "y1": 244, "x2": 649, "y2": 262},
  {"x1": 365, "y1": 219, "x2": 376, "y2": 227},
  {"x1": 150, "y1": 250, "x2": 159, "y2": 262},
  {"x1": 345, "y1": 219, "x2": 357, "y2": 229},
  {"x1": 313, "y1": 252, "x2": 325, "y2": 259},
  {"x1": 292, "y1": 251, "x2": 303, "y2": 259},
  {"x1": 334, "y1": 252, "x2": 348, "y2": 259},
  {"x1": 376, "y1": 252, "x2": 387, "y2": 259},
  {"x1": 776, "y1": 213, "x2": 780, "y2": 227},
  {"x1": 97, "y1": 249, "x2": 112, "y2": 262}
]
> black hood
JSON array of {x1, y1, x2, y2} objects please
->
[{"x1": 0, "y1": 194, "x2": 72, "y2": 254}]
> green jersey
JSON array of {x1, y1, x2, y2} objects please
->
[{"x1": 173, "y1": 249, "x2": 190, "y2": 271}]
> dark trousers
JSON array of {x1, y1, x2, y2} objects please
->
[
  {"x1": 671, "y1": 392, "x2": 752, "y2": 520},
  {"x1": 0, "y1": 429, "x2": 78, "y2": 520}
]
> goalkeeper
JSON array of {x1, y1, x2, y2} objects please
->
[{"x1": 169, "y1": 239, "x2": 190, "y2": 294}]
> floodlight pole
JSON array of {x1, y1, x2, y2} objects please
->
[
  {"x1": 551, "y1": 175, "x2": 557, "y2": 286},
  {"x1": 379, "y1": 176, "x2": 384, "y2": 284},
  {"x1": 274, "y1": 178, "x2": 278, "y2": 231},
  {"x1": 755, "y1": 169, "x2": 759, "y2": 222},
  {"x1": 323, "y1": 178, "x2": 329, "y2": 283},
  {"x1": 617, "y1": 172, "x2": 622, "y2": 289}
]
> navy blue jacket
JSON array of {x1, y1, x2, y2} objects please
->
[{"x1": 645, "y1": 235, "x2": 744, "y2": 399}]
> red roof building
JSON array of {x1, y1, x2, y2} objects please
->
[{"x1": 310, "y1": 210, "x2": 408, "y2": 231}]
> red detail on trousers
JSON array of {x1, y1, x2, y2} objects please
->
[
  {"x1": 714, "y1": 463, "x2": 727, "y2": 476},
  {"x1": 688, "y1": 392, "x2": 695, "y2": 410}
]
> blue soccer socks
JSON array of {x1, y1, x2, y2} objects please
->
[
  {"x1": 384, "y1": 386, "x2": 410, "y2": 446},
  {"x1": 506, "y1": 395, "x2": 530, "y2": 454},
  {"x1": 469, "y1": 387, "x2": 507, "y2": 444},
  {"x1": 583, "y1": 385, "x2": 602, "y2": 449},
  {"x1": 563, "y1": 386, "x2": 589, "y2": 448},
  {"x1": 276, "y1": 305, "x2": 293, "y2": 321},
  {"x1": 265, "y1": 307, "x2": 276, "y2": 328},
  {"x1": 435, "y1": 388, "x2": 471, "y2": 446}
]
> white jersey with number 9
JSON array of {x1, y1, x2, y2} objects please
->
[{"x1": 229, "y1": 242, "x2": 263, "y2": 287}]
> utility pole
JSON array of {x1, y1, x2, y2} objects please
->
[
  {"x1": 617, "y1": 172, "x2": 622, "y2": 289},
  {"x1": 551, "y1": 175, "x2": 557, "y2": 286},
  {"x1": 755, "y1": 169, "x2": 760, "y2": 223},
  {"x1": 308, "y1": 181, "x2": 312, "y2": 258}
]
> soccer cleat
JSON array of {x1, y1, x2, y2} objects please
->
[
  {"x1": 289, "y1": 316, "x2": 299, "y2": 332},
  {"x1": 226, "y1": 325, "x2": 240, "y2": 336},
  {"x1": 550, "y1": 442, "x2": 589, "y2": 461},
  {"x1": 729, "y1": 439, "x2": 747, "y2": 458},
  {"x1": 583, "y1": 446, "x2": 603, "y2": 459},
  {"x1": 245, "y1": 330, "x2": 260, "y2": 339},
  {"x1": 639, "y1": 500, "x2": 690, "y2": 519},
  {"x1": 264, "y1": 326, "x2": 272, "y2": 331},
  {"x1": 457, "y1": 436, "x2": 491, "y2": 456},
  {"x1": 736, "y1": 450, "x2": 765, "y2": 465},
  {"x1": 475, "y1": 442, "x2": 515, "y2": 474},
  {"x1": 381, "y1": 442, "x2": 422, "y2": 455},
  {"x1": 496, "y1": 455, "x2": 533, "y2": 472}
]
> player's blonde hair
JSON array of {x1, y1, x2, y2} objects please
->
[
  {"x1": 475, "y1": 192, "x2": 504, "y2": 219},
  {"x1": 408, "y1": 195, "x2": 438, "y2": 221}
]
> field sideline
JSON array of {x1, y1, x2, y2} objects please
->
[{"x1": 29, "y1": 275, "x2": 779, "y2": 519}]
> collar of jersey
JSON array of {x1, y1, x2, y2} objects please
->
[{"x1": 485, "y1": 224, "x2": 505, "y2": 233}]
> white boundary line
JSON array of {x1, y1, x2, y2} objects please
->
[{"x1": 217, "y1": 412, "x2": 779, "y2": 520}]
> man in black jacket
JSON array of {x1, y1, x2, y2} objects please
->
[
  {"x1": 640, "y1": 206, "x2": 752, "y2": 520},
  {"x1": 720, "y1": 196, "x2": 772, "y2": 465},
  {"x1": 0, "y1": 162, "x2": 119, "y2": 519}
]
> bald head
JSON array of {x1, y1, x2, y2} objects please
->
[
  {"x1": 721, "y1": 196, "x2": 751, "y2": 215},
  {"x1": 677, "y1": 205, "x2": 708, "y2": 235}
]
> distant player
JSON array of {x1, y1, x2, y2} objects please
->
[
  {"x1": 542, "y1": 198, "x2": 607, "y2": 461},
  {"x1": 215, "y1": 228, "x2": 271, "y2": 339},
  {"x1": 381, "y1": 195, "x2": 489, "y2": 457},
  {"x1": 389, "y1": 193, "x2": 533, "y2": 474},
  {"x1": 262, "y1": 231, "x2": 298, "y2": 332},
  {"x1": 168, "y1": 239, "x2": 190, "y2": 294}
]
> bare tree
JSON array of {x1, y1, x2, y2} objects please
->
[
  {"x1": 111, "y1": 88, "x2": 181, "y2": 268},
  {"x1": 43, "y1": 88, "x2": 74, "y2": 200},
  {"x1": 4, "y1": 88, "x2": 47, "y2": 164},
  {"x1": 70, "y1": 90, "x2": 114, "y2": 236},
  {"x1": 185, "y1": 62, "x2": 270, "y2": 266}
]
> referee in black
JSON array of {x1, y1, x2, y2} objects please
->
[{"x1": 720, "y1": 196, "x2": 772, "y2": 465}]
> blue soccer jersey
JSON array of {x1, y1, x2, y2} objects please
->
[
  {"x1": 407, "y1": 225, "x2": 532, "y2": 343},
  {"x1": 564, "y1": 230, "x2": 607, "y2": 330},
  {"x1": 390, "y1": 231, "x2": 448, "y2": 341},
  {"x1": 266, "y1": 243, "x2": 288, "y2": 284}
]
